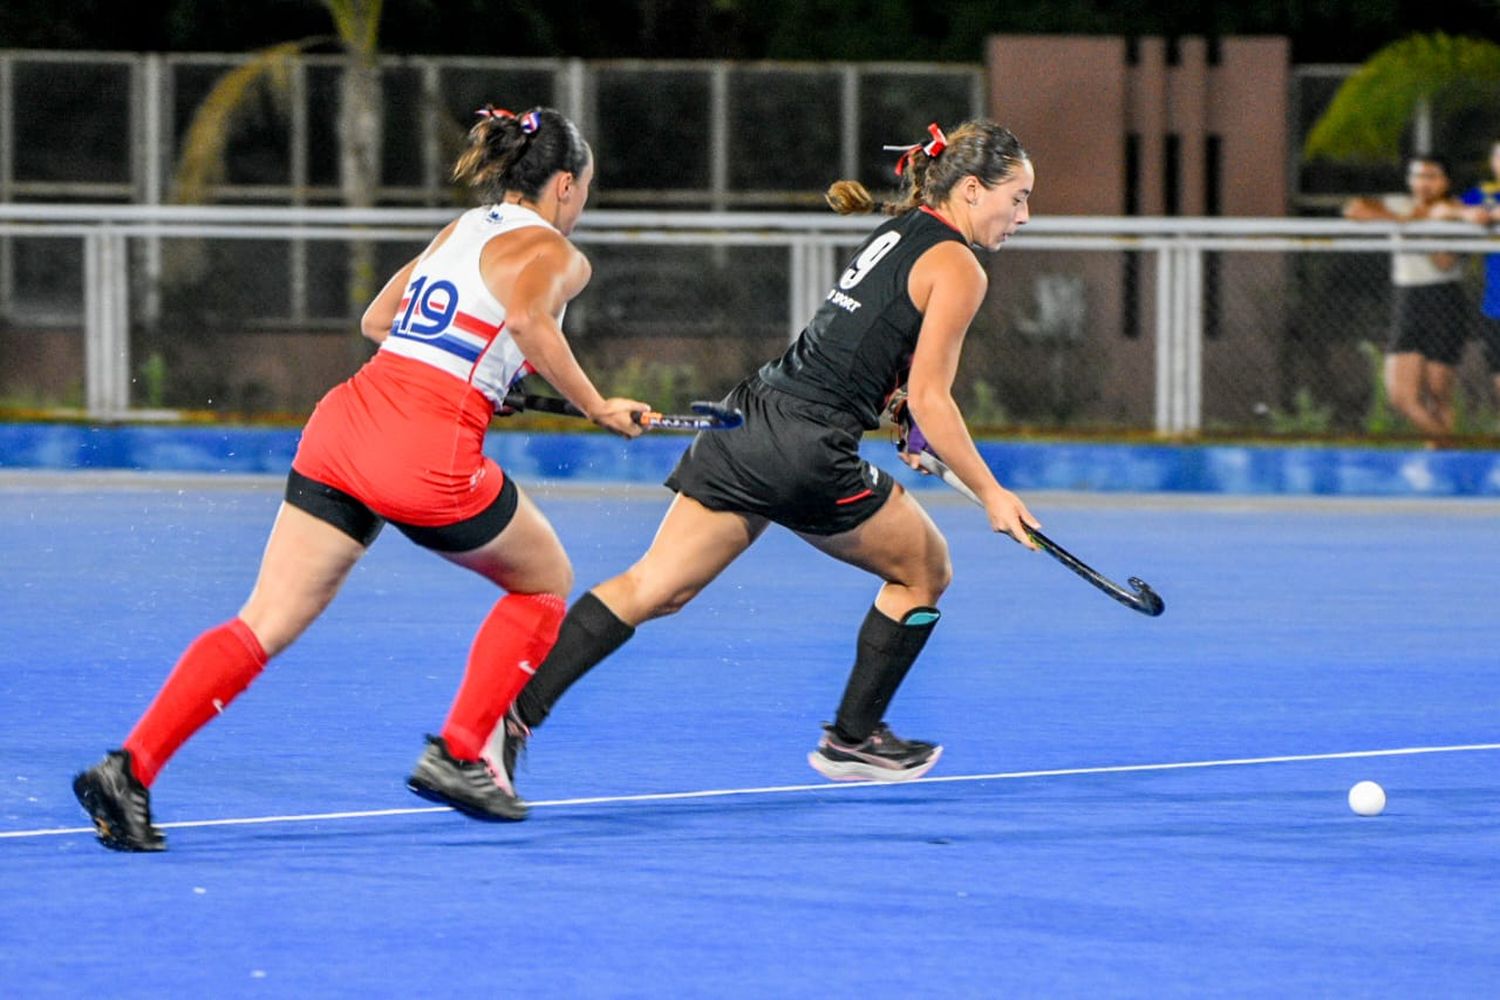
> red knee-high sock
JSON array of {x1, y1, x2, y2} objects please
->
[
  {"x1": 441, "y1": 593, "x2": 566, "y2": 761},
  {"x1": 123, "y1": 618, "x2": 268, "y2": 787}
]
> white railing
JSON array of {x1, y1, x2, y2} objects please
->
[{"x1": 4, "y1": 204, "x2": 1500, "y2": 431}]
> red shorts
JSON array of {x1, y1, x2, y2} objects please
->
[{"x1": 292, "y1": 351, "x2": 505, "y2": 527}]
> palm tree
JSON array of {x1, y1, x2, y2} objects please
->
[
  {"x1": 174, "y1": 0, "x2": 385, "y2": 309},
  {"x1": 1304, "y1": 32, "x2": 1500, "y2": 164},
  {"x1": 327, "y1": 0, "x2": 384, "y2": 219}
]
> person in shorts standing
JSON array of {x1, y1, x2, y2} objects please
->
[{"x1": 1345, "y1": 155, "x2": 1468, "y2": 442}]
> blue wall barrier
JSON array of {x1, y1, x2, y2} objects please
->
[{"x1": 2, "y1": 422, "x2": 1499, "y2": 497}]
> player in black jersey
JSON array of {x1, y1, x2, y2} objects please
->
[{"x1": 491, "y1": 120, "x2": 1039, "y2": 790}]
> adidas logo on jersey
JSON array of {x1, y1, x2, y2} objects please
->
[{"x1": 826, "y1": 289, "x2": 863, "y2": 313}]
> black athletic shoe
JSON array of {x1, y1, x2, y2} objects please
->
[
  {"x1": 807, "y1": 722, "x2": 943, "y2": 782},
  {"x1": 72, "y1": 749, "x2": 166, "y2": 852},
  {"x1": 407, "y1": 734, "x2": 528, "y2": 821},
  {"x1": 481, "y1": 706, "x2": 529, "y2": 798}
]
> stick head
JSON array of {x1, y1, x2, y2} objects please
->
[{"x1": 1127, "y1": 578, "x2": 1166, "y2": 617}]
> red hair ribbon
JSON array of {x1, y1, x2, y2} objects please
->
[
  {"x1": 882, "y1": 122, "x2": 949, "y2": 177},
  {"x1": 475, "y1": 105, "x2": 516, "y2": 121}
]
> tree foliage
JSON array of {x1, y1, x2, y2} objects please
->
[
  {"x1": 174, "y1": 41, "x2": 309, "y2": 203},
  {"x1": 173, "y1": 1, "x2": 384, "y2": 203},
  {"x1": 1304, "y1": 32, "x2": 1500, "y2": 162}
]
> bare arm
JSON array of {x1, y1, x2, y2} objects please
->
[
  {"x1": 1347, "y1": 196, "x2": 1462, "y2": 269},
  {"x1": 360, "y1": 220, "x2": 460, "y2": 343},
  {"x1": 904, "y1": 242, "x2": 1039, "y2": 548},
  {"x1": 1426, "y1": 200, "x2": 1471, "y2": 222},
  {"x1": 1413, "y1": 197, "x2": 1463, "y2": 269},
  {"x1": 360, "y1": 259, "x2": 415, "y2": 344},
  {"x1": 1343, "y1": 197, "x2": 1399, "y2": 222},
  {"x1": 486, "y1": 232, "x2": 646, "y2": 437}
]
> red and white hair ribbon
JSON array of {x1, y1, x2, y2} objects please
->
[
  {"x1": 475, "y1": 105, "x2": 541, "y2": 136},
  {"x1": 883, "y1": 122, "x2": 948, "y2": 177}
]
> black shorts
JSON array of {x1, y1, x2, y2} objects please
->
[
  {"x1": 1389, "y1": 283, "x2": 1469, "y2": 366},
  {"x1": 664, "y1": 376, "x2": 895, "y2": 536},
  {"x1": 284, "y1": 467, "x2": 519, "y2": 552},
  {"x1": 1480, "y1": 316, "x2": 1500, "y2": 375}
]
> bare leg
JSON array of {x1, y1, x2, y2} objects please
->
[
  {"x1": 1421, "y1": 360, "x2": 1458, "y2": 436},
  {"x1": 594, "y1": 493, "x2": 769, "y2": 625},
  {"x1": 119, "y1": 503, "x2": 368, "y2": 789},
  {"x1": 798, "y1": 485, "x2": 952, "y2": 617},
  {"x1": 504, "y1": 493, "x2": 768, "y2": 739},
  {"x1": 1384, "y1": 352, "x2": 1450, "y2": 438},
  {"x1": 438, "y1": 487, "x2": 572, "y2": 598},
  {"x1": 238, "y1": 503, "x2": 369, "y2": 657}
]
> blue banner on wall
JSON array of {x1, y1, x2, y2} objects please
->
[{"x1": 2, "y1": 423, "x2": 1498, "y2": 497}]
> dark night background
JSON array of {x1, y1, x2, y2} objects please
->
[{"x1": 3, "y1": 0, "x2": 1497, "y2": 62}]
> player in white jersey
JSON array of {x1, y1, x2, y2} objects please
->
[{"x1": 73, "y1": 105, "x2": 649, "y2": 851}]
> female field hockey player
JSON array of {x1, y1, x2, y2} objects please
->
[
  {"x1": 490, "y1": 120, "x2": 1040, "y2": 794},
  {"x1": 73, "y1": 106, "x2": 650, "y2": 851}
]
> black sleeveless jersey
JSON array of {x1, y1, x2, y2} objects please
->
[{"x1": 758, "y1": 207, "x2": 970, "y2": 429}]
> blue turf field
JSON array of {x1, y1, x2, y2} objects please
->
[{"x1": 2, "y1": 473, "x2": 1499, "y2": 996}]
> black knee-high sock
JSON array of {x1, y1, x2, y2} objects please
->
[
  {"x1": 513, "y1": 592, "x2": 635, "y2": 730},
  {"x1": 832, "y1": 605, "x2": 941, "y2": 744}
]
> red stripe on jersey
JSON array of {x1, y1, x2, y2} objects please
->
[
  {"x1": 452, "y1": 311, "x2": 502, "y2": 340},
  {"x1": 835, "y1": 488, "x2": 874, "y2": 506},
  {"x1": 919, "y1": 205, "x2": 963, "y2": 234},
  {"x1": 466, "y1": 320, "x2": 509, "y2": 386}
]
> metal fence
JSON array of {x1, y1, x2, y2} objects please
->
[
  {"x1": 0, "y1": 50, "x2": 982, "y2": 210},
  {"x1": 4, "y1": 204, "x2": 1499, "y2": 439},
  {"x1": 14, "y1": 49, "x2": 1476, "y2": 218}
]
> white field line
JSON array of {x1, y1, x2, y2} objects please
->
[{"x1": 7, "y1": 741, "x2": 1498, "y2": 841}]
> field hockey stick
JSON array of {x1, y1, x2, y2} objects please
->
[
  {"x1": 501, "y1": 392, "x2": 744, "y2": 430},
  {"x1": 912, "y1": 449, "x2": 1165, "y2": 617}
]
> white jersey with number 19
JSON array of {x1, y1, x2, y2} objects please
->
[{"x1": 379, "y1": 203, "x2": 561, "y2": 409}]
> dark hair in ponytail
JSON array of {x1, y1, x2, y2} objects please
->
[
  {"x1": 452, "y1": 106, "x2": 592, "y2": 202},
  {"x1": 825, "y1": 120, "x2": 1028, "y2": 216}
]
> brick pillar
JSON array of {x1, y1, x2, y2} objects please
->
[
  {"x1": 1168, "y1": 37, "x2": 1209, "y2": 216},
  {"x1": 1211, "y1": 38, "x2": 1290, "y2": 215},
  {"x1": 985, "y1": 35, "x2": 1126, "y2": 215}
]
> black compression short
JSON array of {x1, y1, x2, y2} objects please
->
[
  {"x1": 665, "y1": 375, "x2": 895, "y2": 536},
  {"x1": 284, "y1": 468, "x2": 519, "y2": 552}
]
